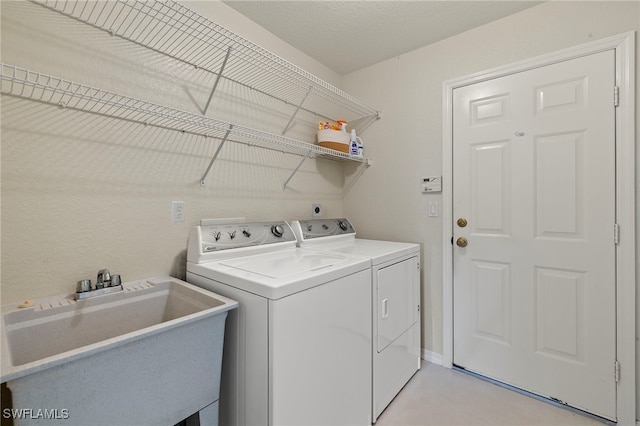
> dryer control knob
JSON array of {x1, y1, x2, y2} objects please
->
[
  {"x1": 271, "y1": 224, "x2": 284, "y2": 237},
  {"x1": 338, "y1": 220, "x2": 348, "y2": 231}
]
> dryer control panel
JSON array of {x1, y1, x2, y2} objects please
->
[{"x1": 291, "y1": 218, "x2": 355, "y2": 241}]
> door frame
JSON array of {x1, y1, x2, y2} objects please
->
[{"x1": 442, "y1": 32, "x2": 635, "y2": 423}]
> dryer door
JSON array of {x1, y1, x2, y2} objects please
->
[{"x1": 377, "y1": 256, "x2": 419, "y2": 352}]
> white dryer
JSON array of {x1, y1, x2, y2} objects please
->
[
  {"x1": 291, "y1": 218, "x2": 421, "y2": 422},
  {"x1": 186, "y1": 219, "x2": 372, "y2": 426}
]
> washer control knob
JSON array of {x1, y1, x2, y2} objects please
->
[
  {"x1": 228, "y1": 231, "x2": 236, "y2": 240},
  {"x1": 338, "y1": 220, "x2": 348, "y2": 231},
  {"x1": 271, "y1": 224, "x2": 285, "y2": 238},
  {"x1": 242, "y1": 230, "x2": 251, "y2": 238}
]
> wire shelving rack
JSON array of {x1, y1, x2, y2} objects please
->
[
  {"x1": 0, "y1": 64, "x2": 369, "y2": 189},
  {"x1": 9, "y1": 0, "x2": 380, "y2": 189},
  {"x1": 29, "y1": 0, "x2": 380, "y2": 134}
]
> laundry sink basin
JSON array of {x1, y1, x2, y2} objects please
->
[{"x1": 0, "y1": 276, "x2": 237, "y2": 425}]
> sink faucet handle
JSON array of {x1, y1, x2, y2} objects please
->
[
  {"x1": 111, "y1": 274, "x2": 121, "y2": 287},
  {"x1": 96, "y1": 269, "x2": 111, "y2": 289},
  {"x1": 76, "y1": 279, "x2": 92, "y2": 293}
]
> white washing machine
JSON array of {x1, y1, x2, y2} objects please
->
[
  {"x1": 186, "y1": 219, "x2": 372, "y2": 426},
  {"x1": 291, "y1": 218, "x2": 421, "y2": 422}
]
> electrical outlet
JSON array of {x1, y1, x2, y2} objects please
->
[
  {"x1": 312, "y1": 203, "x2": 322, "y2": 217},
  {"x1": 172, "y1": 201, "x2": 185, "y2": 223}
]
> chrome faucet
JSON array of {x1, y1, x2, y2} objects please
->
[
  {"x1": 96, "y1": 269, "x2": 111, "y2": 289},
  {"x1": 75, "y1": 269, "x2": 123, "y2": 300}
]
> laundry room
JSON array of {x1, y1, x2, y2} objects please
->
[{"x1": 1, "y1": 1, "x2": 639, "y2": 425}]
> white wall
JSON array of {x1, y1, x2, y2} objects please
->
[
  {"x1": 0, "y1": 0, "x2": 345, "y2": 303},
  {"x1": 342, "y1": 0, "x2": 639, "y2": 368},
  {"x1": 3, "y1": 0, "x2": 640, "y2": 416}
]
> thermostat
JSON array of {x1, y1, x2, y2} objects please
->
[{"x1": 422, "y1": 176, "x2": 442, "y2": 193}]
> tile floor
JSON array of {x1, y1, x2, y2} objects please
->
[{"x1": 375, "y1": 362, "x2": 607, "y2": 426}]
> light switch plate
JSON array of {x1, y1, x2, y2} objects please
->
[{"x1": 428, "y1": 201, "x2": 439, "y2": 217}]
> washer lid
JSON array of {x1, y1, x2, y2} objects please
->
[
  {"x1": 221, "y1": 251, "x2": 348, "y2": 279},
  {"x1": 189, "y1": 248, "x2": 370, "y2": 299}
]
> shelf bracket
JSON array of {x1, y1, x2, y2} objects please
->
[
  {"x1": 203, "y1": 47, "x2": 232, "y2": 116},
  {"x1": 282, "y1": 86, "x2": 312, "y2": 136},
  {"x1": 282, "y1": 149, "x2": 313, "y2": 191},
  {"x1": 200, "y1": 124, "x2": 233, "y2": 186}
]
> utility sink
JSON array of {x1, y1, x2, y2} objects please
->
[{"x1": 0, "y1": 276, "x2": 238, "y2": 425}]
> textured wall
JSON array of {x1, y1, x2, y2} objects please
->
[{"x1": 0, "y1": 0, "x2": 347, "y2": 303}]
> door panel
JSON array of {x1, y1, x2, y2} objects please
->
[
  {"x1": 471, "y1": 141, "x2": 511, "y2": 235},
  {"x1": 535, "y1": 77, "x2": 586, "y2": 113},
  {"x1": 535, "y1": 131, "x2": 584, "y2": 237},
  {"x1": 453, "y1": 50, "x2": 616, "y2": 420},
  {"x1": 471, "y1": 260, "x2": 510, "y2": 344},
  {"x1": 534, "y1": 267, "x2": 585, "y2": 361},
  {"x1": 377, "y1": 257, "x2": 419, "y2": 352}
]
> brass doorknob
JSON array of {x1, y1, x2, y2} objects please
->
[
  {"x1": 456, "y1": 237, "x2": 468, "y2": 248},
  {"x1": 457, "y1": 218, "x2": 468, "y2": 228}
]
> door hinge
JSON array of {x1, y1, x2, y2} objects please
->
[
  {"x1": 614, "y1": 86, "x2": 620, "y2": 107},
  {"x1": 614, "y1": 223, "x2": 620, "y2": 244},
  {"x1": 615, "y1": 360, "x2": 620, "y2": 384}
]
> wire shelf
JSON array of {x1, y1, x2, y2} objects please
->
[
  {"x1": 29, "y1": 0, "x2": 380, "y2": 128},
  {"x1": 0, "y1": 64, "x2": 369, "y2": 188}
]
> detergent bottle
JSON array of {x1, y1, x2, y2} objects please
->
[{"x1": 349, "y1": 129, "x2": 360, "y2": 157}]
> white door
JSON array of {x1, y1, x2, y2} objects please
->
[{"x1": 453, "y1": 50, "x2": 616, "y2": 420}]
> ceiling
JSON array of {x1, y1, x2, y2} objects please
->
[{"x1": 222, "y1": 1, "x2": 544, "y2": 75}]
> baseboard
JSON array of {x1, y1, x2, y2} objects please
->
[{"x1": 421, "y1": 349, "x2": 443, "y2": 366}]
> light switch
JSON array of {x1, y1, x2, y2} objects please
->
[{"x1": 428, "y1": 201, "x2": 439, "y2": 217}]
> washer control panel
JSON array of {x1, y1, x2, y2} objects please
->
[
  {"x1": 293, "y1": 218, "x2": 355, "y2": 241},
  {"x1": 199, "y1": 221, "x2": 295, "y2": 252}
]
